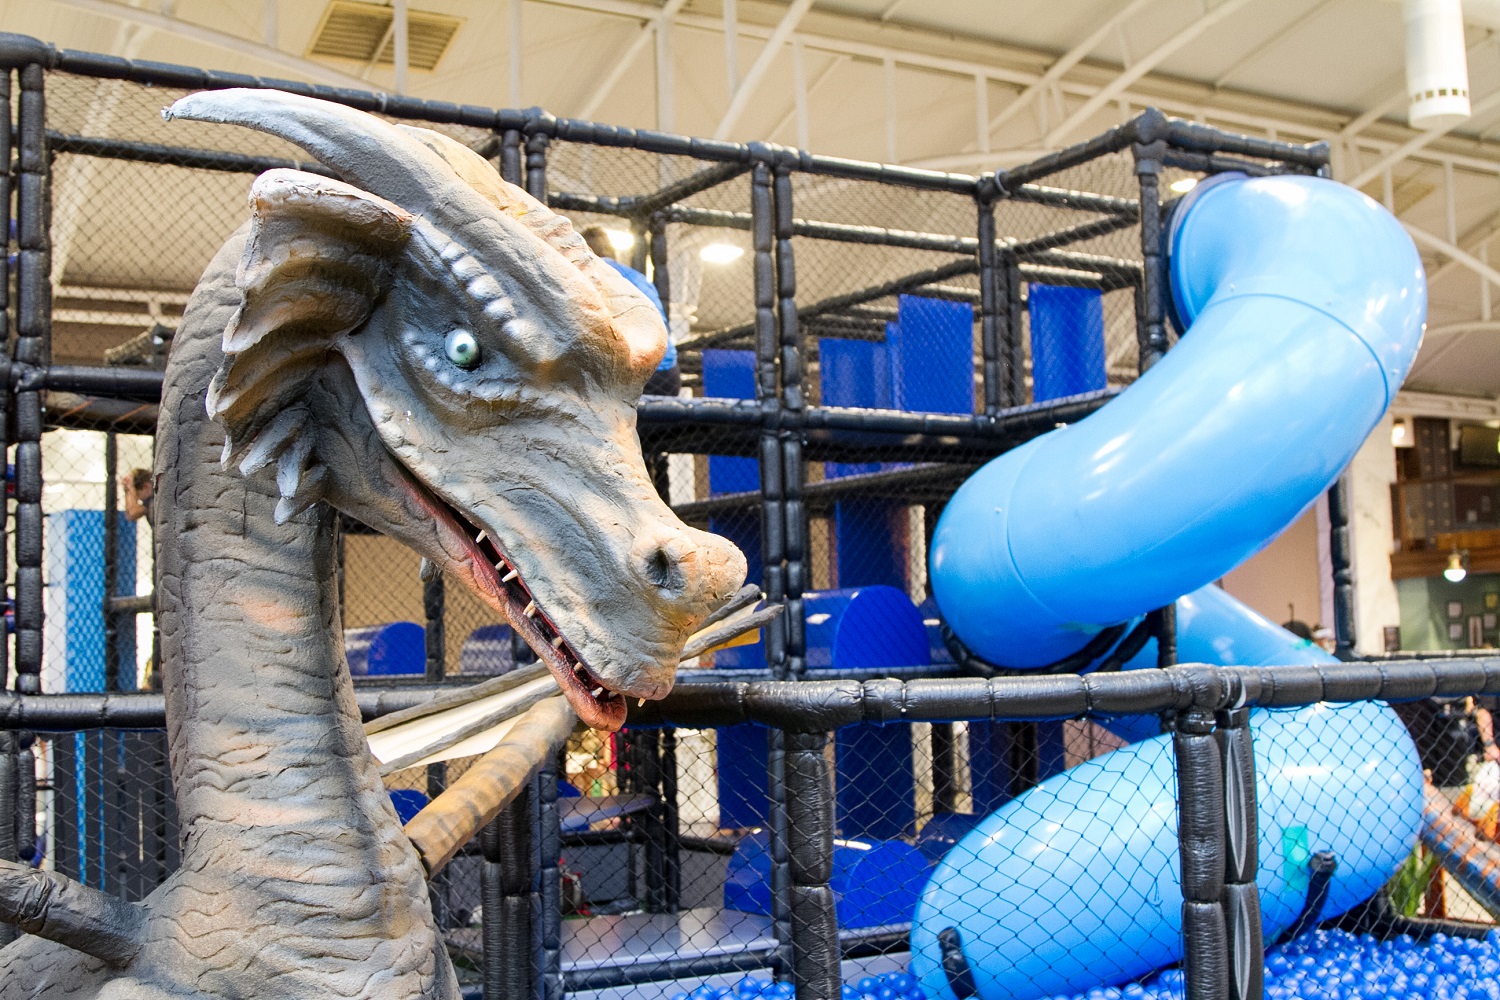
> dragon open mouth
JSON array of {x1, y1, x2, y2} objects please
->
[{"x1": 419, "y1": 489, "x2": 629, "y2": 731}]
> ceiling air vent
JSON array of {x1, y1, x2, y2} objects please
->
[{"x1": 308, "y1": 1, "x2": 462, "y2": 71}]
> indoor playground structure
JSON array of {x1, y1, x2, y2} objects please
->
[{"x1": 1, "y1": 29, "x2": 1500, "y2": 1000}]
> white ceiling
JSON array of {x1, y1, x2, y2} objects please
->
[{"x1": 6, "y1": 0, "x2": 1500, "y2": 398}]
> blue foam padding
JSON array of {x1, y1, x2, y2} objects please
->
[
  {"x1": 724, "y1": 830, "x2": 931, "y2": 928},
  {"x1": 457, "y1": 623, "x2": 516, "y2": 675},
  {"x1": 345, "y1": 621, "x2": 425, "y2": 676},
  {"x1": 891, "y1": 294, "x2": 974, "y2": 415},
  {"x1": 1029, "y1": 284, "x2": 1106, "y2": 402},
  {"x1": 388, "y1": 789, "x2": 428, "y2": 825}
]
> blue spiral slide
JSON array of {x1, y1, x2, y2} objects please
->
[{"x1": 912, "y1": 174, "x2": 1430, "y2": 1000}]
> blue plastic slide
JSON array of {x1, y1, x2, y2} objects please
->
[{"x1": 914, "y1": 173, "x2": 1430, "y2": 1000}]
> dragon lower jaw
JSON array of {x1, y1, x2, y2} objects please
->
[{"x1": 409, "y1": 483, "x2": 630, "y2": 731}]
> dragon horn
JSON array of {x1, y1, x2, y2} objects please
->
[{"x1": 164, "y1": 89, "x2": 490, "y2": 233}]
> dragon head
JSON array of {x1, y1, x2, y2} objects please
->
[{"x1": 165, "y1": 90, "x2": 746, "y2": 730}]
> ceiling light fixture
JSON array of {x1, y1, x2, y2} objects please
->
[
  {"x1": 1168, "y1": 177, "x2": 1199, "y2": 194},
  {"x1": 1444, "y1": 549, "x2": 1468, "y2": 583},
  {"x1": 700, "y1": 243, "x2": 745, "y2": 264}
]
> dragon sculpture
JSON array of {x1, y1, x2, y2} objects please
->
[{"x1": 0, "y1": 89, "x2": 746, "y2": 998}]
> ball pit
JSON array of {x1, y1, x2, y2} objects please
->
[
  {"x1": 1054, "y1": 927, "x2": 1500, "y2": 1000},
  {"x1": 670, "y1": 969, "x2": 924, "y2": 1000},
  {"x1": 674, "y1": 928, "x2": 1500, "y2": 1000}
]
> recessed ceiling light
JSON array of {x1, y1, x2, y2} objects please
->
[
  {"x1": 1169, "y1": 177, "x2": 1198, "y2": 194},
  {"x1": 700, "y1": 243, "x2": 745, "y2": 264}
]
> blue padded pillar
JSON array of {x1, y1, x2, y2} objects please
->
[
  {"x1": 1028, "y1": 284, "x2": 1106, "y2": 402},
  {"x1": 704, "y1": 349, "x2": 771, "y2": 830}
]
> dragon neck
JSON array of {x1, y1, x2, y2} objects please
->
[{"x1": 154, "y1": 235, "x2": 420, "y2": 883}]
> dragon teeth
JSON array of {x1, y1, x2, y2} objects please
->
[
  {"x1": 501, "y1": 568, "x2": 518, "y2": 583},
  {"x1": 475, "y1": 530, "x2": 486, "y2": 544},
  {"x1": 591, "y1": 687, "x2": 604, "y2": 698},
  {"x1": 638, "y1": 698, "x2": 646, "y2": 707},
  {"x1": 551, "y1": 636, "x2": 565, "y2": 649},
  {"x1": 522, "y1": 601, "x2": 537, "y2": 618}
]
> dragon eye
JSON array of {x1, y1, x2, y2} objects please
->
[{"x1": 444, "y1": 329, "x2": 481, "y2": 369}]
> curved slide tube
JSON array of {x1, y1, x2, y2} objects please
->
[
  {"x1": 910, "y1": 697, "x2": 1424, "y2": 1000},
  {"x1": 931, "y1": 173, "x2": 1425, "y2": 668},
  {"x1": 916, "y1": 174, "x2": 1430, "y2": 1000}
]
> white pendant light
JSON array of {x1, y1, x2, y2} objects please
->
[{"x1": 1404, "y1": 0, "x2": 1472, "y2": 129}]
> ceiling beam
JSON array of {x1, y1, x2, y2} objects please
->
[
  {"x1": 1404, "y1": 221, "x2": 1500, "y2": 288},
  {"x1": 715, "y1": 0, "x2": 814, "y2": 140},
  {"x1": 1350, "y1": 87, "x2": 1500, "y2": 189},
  {"x1": 1042, "y1": 0, "x2": 1256, "y2": 148},
  {"x1": 1211, "y1": 0, "x2": 1338, "y2": 89},
  {"x1": 986, "y1": 0, "x2": 1157, "y2": 139},
  {"x1": 1429, "y1": 210, "x2": 1500, "y2": 285},
  {"x1": 52, "y1": 0, "x2": 376, "y2": 90},
  {"x1": 575, "y1": 0, "x2": 689, "y2": 120}
]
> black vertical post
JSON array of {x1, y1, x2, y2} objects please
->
[
  {"x1": 1217, "y1": 700, "x2": 1264, "y2": 1000},
  {"x1": 977, "y1": 179, "x2": 1004, "y2": 415},
  {"x1": 0, "y1": 731, "x2": 15, "y2": 948},
  {"x1": 752, "y1": 150, "x2": 793, "y2": 977},
  {"x1": 1175, "y1": 706, "x2": 1228, "y2": 1000},
  {"x1": 785, "y1": 730, "x2": 840, "y2": 1000},
  {"x1": 751, "y1": 155, "x2": 786, "y2": 679},
  {"x1": 1155, "y1": 603, "x2": 1178, "y2": 669},
  {"x1": 537, "y1": 754, "x2": 562, "y2": 1000},
  {"x1": 628, "y1": 214, "x2": 649, "y2": 274},
  {"x1": 53, "y1": 735, "x2": 78, "y2": 881},
  {"x1": 104, "y1": 432, "x2": 120, "y2": 692},
  {"x1": 1134, "y1": 112, "x2": 1170, "y2": 373},
  {"x1": 484, "y1": 781, "x2": 536, "y2": 1000},
  {"x1": 423, "y1": 572, "x2": 449, "y2": 928},
  {"x1": 773, "y1": 163, "x2": 806, "y2": 681},
  {"x1": 14, "y1": 61, "x2": 48, "y2": 695},
  {"x1": 1003, "y1": 255, "x2": 1026, "y2": 406},
  {"x1": 500, "y1": 129, "x2": 524, "y2": 186},
  {"x1": 0, "y1": 65, "x2": 11, "y2": 698},
  {"x1": 524, "y1": 129, "x2": 549, "y2": 202},
  {"x1": 931, "y1": 724, "x2": 957, "y2": 814},
  {"x1": 650, "y1": 212, "x2": 672, "y2": 327},
  {"x1": 1327, "y1": 476, "x2": 1356, "y2": 657},
  {"x1": 661, "y1": 726, "x2": 682, "y2": 912},
  {"x1": 1, "y1": 69, "x2": 19, "y2": 953},
  {"x1": 635, "y1": 728, "x2": 668, "y2": 912}
]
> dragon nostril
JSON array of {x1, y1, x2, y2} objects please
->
[{"x1": 645, "y1": 547, "x2": 679, "y2": 591}]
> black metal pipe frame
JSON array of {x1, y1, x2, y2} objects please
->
[
  {"x1": 0, "y1": 69, "x2": 17, "y2": 936},
  {"x1": 483, "y1": 780, "x2": 537, "y2": 1000},
  {"x1": 422, "y1": 572, "x2": 451, "y2": 928},
  {"x1": 14, "y1": 60, "x2": 47, "y2": 695},
  {"x1": 1174, "y1": 707, "x2": 1229, "y2": 1000},
  {"x1": 0, "y1": 730, "x2": 14, "y2": 950},
  {"x1": 538, "y1": 752, "x2": 563, "y2": 1000},
  {"x1": 1328, "y1": 476, "x2": 1357, "y2": 657},
  {"x1": 977, "y1": 179, "x2": 1004, "y2": 415},
  {"x1": 45, "y1": 131, "x2": 336, "y2": 178},
  {"x1": 748, "y1": 153, "x2": 796, "y2": 982},
  {"x1": 0, "y1": 30, "x2": 999, "y2": 194},
  {"x1": 16, "y1": 659, "x2": 1498, "y2": 735},
  {"x1": 785, "y1": 730, "x2": 840, "y2": 1000},
  {"x1": 996, "y1": 107, "x2": 1327, "y2": 193},
  {"x1": 103, "y1": 431, "x2": 121, "y2": 692},
  {"x1": 1218, "y1": 704, "x2": 1264, "y2": 1000}
]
